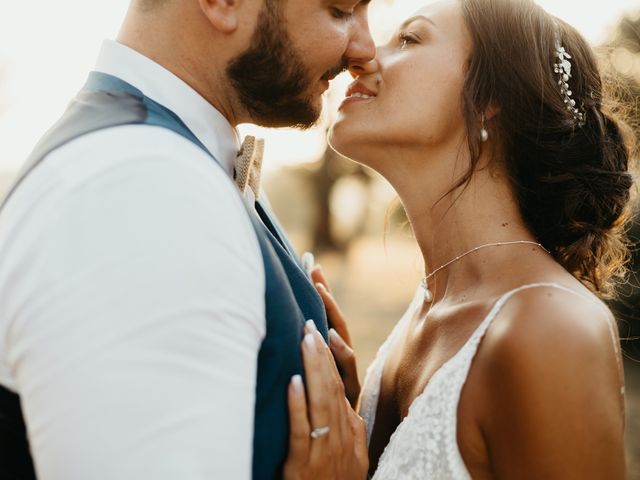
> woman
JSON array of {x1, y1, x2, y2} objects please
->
[{"x1": 284, "y1": 0, "x2": 634, "y2": 478}]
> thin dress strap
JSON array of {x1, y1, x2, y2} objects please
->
[{"x1": 479, "y1": 282, "x2": 623, "y2": 386}]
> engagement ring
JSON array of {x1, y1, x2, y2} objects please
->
[{"x1": 310, "y1": 426, "x2": 330, "y2": 439}]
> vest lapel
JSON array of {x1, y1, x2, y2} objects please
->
[
  {"x1": 254, "y1": 201, "x2": 291, "y2": 255},
  {"x1": 251, "y1": 213, "x2": 328, "y2": 338}
]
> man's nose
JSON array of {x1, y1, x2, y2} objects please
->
[{"x1": 344, "y1": 8, "x2": 376, "y2": 70}]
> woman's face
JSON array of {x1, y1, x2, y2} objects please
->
[{"x1": 329, "y1": 0, "x2": 472, "y2": 171}]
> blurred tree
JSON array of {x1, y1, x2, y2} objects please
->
[{"x1": 305, "y1": 129, "x2": 374, "y2": 253}]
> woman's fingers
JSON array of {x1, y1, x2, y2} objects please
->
[
  {"x1": 329, "y1": 328, "x2": 361, "y2": 408},
  {"x1": 315, "y1": 282, "x2": 353, "y2": 347},
  {"x1": 310, "y1": 264, "x2": 353, "y2": 347},
  {"x1": 348, "y1": 407, "x2": 369, "y2": 473},
  {"x1": 295, "y1": 320, "x2": 368, "y2": 479},
  {"x1": 303, "y1": 321, "x2": 352, "y2": 464},
  {"x1": 301, "y1": 324, "x2": 333, "y2": 438},
  {"x1": 286, "y1": 375, "x2": 310, "y2": 464},
  {"x1": 313, "y1": 327, "x2": 352, "y2": 454},
  {"x1": 310, "y1": 265, "x2": 331, "y2": 292}
]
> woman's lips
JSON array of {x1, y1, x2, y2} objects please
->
[
  {"x1": 339, "y1": 80, "x2": 378, "y2": 110},
  {"x1": 338, "y1": 92, "x2": 376, "y2": 110}
]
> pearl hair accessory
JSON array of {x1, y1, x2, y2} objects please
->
[
  {"x1": 553, "y1": 40, "x2": 586, "y2": 128},
  {"x1": 420, "y1": 240, "x2": 550, "y2": 303}
]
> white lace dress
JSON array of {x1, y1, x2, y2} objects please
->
[{"x1": 358, "y1": 283, "x2": 619, "y2": 479}]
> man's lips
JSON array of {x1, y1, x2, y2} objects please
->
[{"x1": 317, "y1": 66, "x2": 347, "y2": 94}]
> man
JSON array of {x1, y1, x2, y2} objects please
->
[{"x1": 0, "y1": 0, "x2": 375, "y2": 478}]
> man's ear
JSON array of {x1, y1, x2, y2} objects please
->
[{"x1": 198, "y1": 0, "x2": 240, "y2": 33}]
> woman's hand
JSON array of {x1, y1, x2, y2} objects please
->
[
  {"x1": 283, "y1": 321, "x2": 368, "y2": 480},
  {"x1": 311, "y1": 266, "x2": 361, "y2": 408}
]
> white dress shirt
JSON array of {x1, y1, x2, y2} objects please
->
[{"x1": 0, "y1": 40, "x2": 265, "y2": 480}]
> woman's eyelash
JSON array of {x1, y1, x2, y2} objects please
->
[{"x1": 399, "y1": 33, "x2": 419, "y2": 47}]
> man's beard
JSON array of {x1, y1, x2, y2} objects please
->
[{"x1": 226, "y1": 2, "x2": 345, "y2": 129}]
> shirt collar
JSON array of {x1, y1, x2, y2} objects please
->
[{"x1": 94, "y1": 40, "x2": 239, "y2": 178}]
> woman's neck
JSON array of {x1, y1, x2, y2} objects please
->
[{"x1": 388, "y1": 147, "x2": 539, "y2": 303}]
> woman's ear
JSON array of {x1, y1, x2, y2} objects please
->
[{"x1": 198, "y1": 0, "x2": 240, "y2": 33}]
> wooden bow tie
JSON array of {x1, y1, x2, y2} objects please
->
[{"x1": 235, "y1": 135, "x2": 264, "y2": 197}]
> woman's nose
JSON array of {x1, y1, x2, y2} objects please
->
[{"x1": 348, "y1": 51, "x2": 380, "y2": 79}]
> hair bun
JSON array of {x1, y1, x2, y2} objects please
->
[
  {"x1": 540, "y1": 109, "x2": 634, "y2": 293},
  {"x1": 528, "y1": 112, "x2": 631, "y2": 240},
  {"x1": 589, "y1": 111, "x2": 633, "y2": 226}
]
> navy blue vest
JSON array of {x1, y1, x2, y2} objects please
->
[{"x1": 0, "y1": 72, "x2": 328, "y2": 479}]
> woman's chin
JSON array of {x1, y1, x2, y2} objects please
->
[{"x1": 328, "y1": 121, "x2": 363, "y2": 162}]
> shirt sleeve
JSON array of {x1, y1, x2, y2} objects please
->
[{"x1": 1, "y1": 127, "x2": 265, "y2": 480}]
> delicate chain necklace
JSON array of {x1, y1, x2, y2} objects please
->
[{"x1": 420, "y1": 240, "x2": 550, "y2": 302}]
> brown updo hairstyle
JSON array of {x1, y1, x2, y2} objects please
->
[{"x1": 458, "y1": 0, "x2": 636, "y2": 298}]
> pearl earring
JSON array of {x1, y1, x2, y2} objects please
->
[{"x1": 480, "y1": 113, "x2": 489, "y2": 142}]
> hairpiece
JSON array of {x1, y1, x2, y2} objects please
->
[{"x1": 553, "y1": 40, "x2": 586, "y2": 128}]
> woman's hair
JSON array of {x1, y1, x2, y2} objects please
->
[{"x1": 458, "y1": 0, "x2": 637, "y2": 298}]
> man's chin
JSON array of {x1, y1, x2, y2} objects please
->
[
  {"x1": 250, "y1": 99, "x2": 321, "y2": 130},
  {"x1": 261, "y1": 115, "x2": 320, "y2": 130}
]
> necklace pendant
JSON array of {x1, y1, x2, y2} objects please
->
[
  {"x1": 420, "y1": 278, "x2": 434, "y2": 302},
  {"x1": 422, "y1": 286, "x2": 434, "y2": 303}
]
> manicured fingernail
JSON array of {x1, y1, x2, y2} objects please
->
[
  {"x1": 329, "y1": 328, "x2": 343, "y2": 346},
  {"x1": 291, "y1": 374, "x2": 303, "y2": 392},
  {"x1": 304, "y1": 333, "x2": 316, "y2": 352},
  {"x1": 301, "y1": 252, "x2": 315, "y2": 274},
  {"x1": 315, "y1": 283, "x2": 326, "y2": 293},
  {"x1": 305, "y1": 319, "x2": 317, "y2": 332}
]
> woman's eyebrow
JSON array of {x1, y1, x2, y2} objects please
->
[{"x1": 400, "y1": 15, "x2": 437, "y2": 31}]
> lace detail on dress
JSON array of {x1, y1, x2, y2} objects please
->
[
  {"x1": 360, "y1": 283, "x2": 593, "y2": 480},
  {"x1": 359, "y1": 286, "x2": 424, "y2": 444}
]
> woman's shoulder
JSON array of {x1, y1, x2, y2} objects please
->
[
  {"x1": 478, "y1": 282, "x2": 624, "y2": 412},
  {"x1": 485, "y1": 283, "x2": 618, "y2": 360}
]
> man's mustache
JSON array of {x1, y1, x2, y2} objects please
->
[{"x1": 321, "y1": 60, "x2": 349, "y2": 81}]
